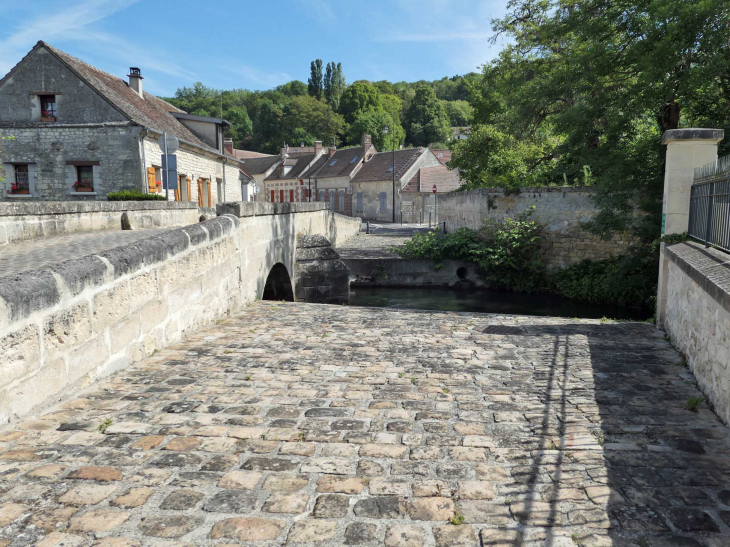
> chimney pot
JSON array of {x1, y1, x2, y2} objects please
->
[{"x1": 128, "y1": 67, "x2": 144, "y2": 99}]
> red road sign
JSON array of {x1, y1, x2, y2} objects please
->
[{"x1": 433, "y1": 185, "x2": 437, "y2": 194}]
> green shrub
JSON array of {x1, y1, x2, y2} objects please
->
[
  {"x1": 107, "y1": 190, "x2": 167, "y2": 201},
  {"x1": 395, "y1": 207, "x2": 545, "y2": 291},
  {"x1": 550, "y1": 251, "x2": 658, "y2": 309}
]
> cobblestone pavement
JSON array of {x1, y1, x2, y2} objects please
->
[
  {"x1": 0, "y1": 229, "x2": 173, "y2": 278},
  {"x1": 1, "y1": 303, "x2": 729, "y2": 546},
  {"x1": 338, "y1": 224, "x2": 432, "y2": 259}
]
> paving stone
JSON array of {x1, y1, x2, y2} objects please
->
[
  {"x1": 667, "y1": 508, "x2": 720, "y2": 532},
  {"x1": 35, "y1": 532, "x2": 87, "y2": 547},
  {"x1": 345, "y1": 522, "x2": 378, "y2": 544},
  {"x1": 432, "y1": 525, "x2": 479, "y2": 546},
  {"x1": 203, "y1": 490, "x2": 257, "y2": 513},
  {"x1": 286, "y1": 519, "x2": 337, "y2": 543},
  {"x1": 384, "y1": 525, "x2": 426, "y2": 547},
  {"x1": 138, "y1": 515, "x2": 203, "y2": 538},
  {"x1": 313, "y1": 494, "x2": 349, "y2": 518},
  {"x1": 111, "y1": 487, "x2": 155, "y2": 508},
  {"x1": 67, "y1": 466, "x2": 122, "y2": 481},
  {"x1": 0, "y1": 503, "x2": 28, "y2": 526},
  {"x1": 159, "y1": 489, "x2": 204, "y2": 510},
  {"x1": 59, "y1": 484, "x2": 118, "y2": 505},
  {"x1": 210, "y1": 517, "x2": 284, "y2": 541},
  {"x1": 263, "y1": 492, "x2": 309, "y2": 513},
  {"x1": 410, "y1": 497, "x2": 455, "y2": 521},
  {"x1": 0, "y1": 304, "x2": 728, "y2": 546},
  {"x1": 69, "y1": 509, "x2": 130, "y2": 532}
]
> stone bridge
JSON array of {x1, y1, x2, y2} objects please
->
[{"x1": 0, "y1": 201, "x2": 360, "y2": 424}]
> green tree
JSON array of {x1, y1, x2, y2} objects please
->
[
  {"x1": 307, "y1": 59, "x2": 324, "y2": 99},
  {"x1": 452, "y1": 0, "x2": 730, "y2": 242},
  {"x1": 281, "y1": 95, "x2": 345, "y2": 148},
  {"x1": 405, "y1": 85, "x2": 451, "y2": 146},
  {"x1": 444, "y1": 100, "x2": 473, "y2": 127},
  {"x1": 277, "y1": 80, "x2": 307, "y2": 97},
  {"x1": 324, "y1": 62, "x2": 346, "y2": 110},
  {"x1": 346, "y1": 110, "x2": 405, "y2": 151},
  {"x1": 339, "y1": 81, "x2": 382, "y2": 124}
]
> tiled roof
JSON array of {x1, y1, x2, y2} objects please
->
[
  {"x1": 264, "y1": 153, "x2": 316, "y2": 181},
  {"x1": 303, "y1": 146, "x2": 372, "y2": 180},
  {"x1": 242, "y1": 155, "x2": 281, "y2": 175},
  {"x1": 36, "y1": 42, "x2": 220, "y2": 155},
  {"x1": 418, "y1": 165, "x2": 462, "y2": 193},
  {"x1": 351, "y1": 148, "x2": 425, "y2": 184},
  {"x1": 431, "y1": 149, "x2": 452, "y2": 165},
  {"x1": 232, "y1": 149, "x2": 274, "y2": 160}
]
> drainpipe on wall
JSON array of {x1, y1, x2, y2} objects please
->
[
  {"x1": 139, "y1": 127, "x2": 149, "y2": 193},
  {"x1": 222, "y1": 157, "x2": 227, "y2": 203}
]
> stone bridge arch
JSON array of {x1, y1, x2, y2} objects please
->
[{"x1": 262, "y1": 263, "x2": 294, "y2": 301}]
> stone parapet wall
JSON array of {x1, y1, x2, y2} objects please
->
[
  {"x1": 438, "y1": 187, "x2": 632, "y2": 270},
  {"x1": 0, "y1": 207, "x2": 360, "y2": 423},
  {"x1": 0, "y1": 200, "x2": 204, "y2": 246},
  {"x1": 662, "y1": 242, "x2": 730, "y2": 425}
]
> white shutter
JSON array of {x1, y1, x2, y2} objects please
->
[
  {"x1": 65, "y1": 165, "x2": 76, "y2": 192},
  {"x1": 3, "y1": 164, "x2": 15, "y2": 189},
  {"x1": 27, "y1": 164, "x2": 37, "y2": 195},
  {"x1": 92, "y1": 165, "x2": 102, "y2": 192}
]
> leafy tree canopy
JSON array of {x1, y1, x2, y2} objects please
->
[
  {"x1": 406, "y1": 85, "x2": 451, "y2": 147},
  {"x1": 339, "y1": 81, "x2": 382, "y2": 125}
]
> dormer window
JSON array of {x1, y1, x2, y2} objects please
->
[
  {"x1": 283, "y1": 165, "x2": 293, "y2": 176},
  {"x1": 40, "y1": 95, "x2": 56, "y2": 121},
  {"x1": 329, "y1": 159, "x2": 338, "y2": 167},
  {"x1": 350, "y1": 156, "x2": 358, "y2": 164}
]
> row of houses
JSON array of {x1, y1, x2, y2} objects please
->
[{"x1": 0, "y1": 41, "x2": 461, "y2": 220}]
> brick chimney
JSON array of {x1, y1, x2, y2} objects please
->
[
  {"x1": 328, "y1": 146, "x2": 337, "y2": 157},
  {"x1": 280, "y1": 145, "x2": 289, "y2": 160},
  {"x1": 361, "y1": 133, "x2": 372, "y2": 151},
  {"x1": 223, "y1": 139, "x2": 234, "y2": 155},
  {"x1": 314, "y1": 141, "x2": 323, "y2": 157},
  {"x1": 128, "y1": 67, "x2": 143, "y2": 98}
]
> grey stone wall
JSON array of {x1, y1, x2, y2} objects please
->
[
  {"x1": 1, "y1": 125, "x2": 142, "y2": 200},
  {"x1": 0, "y1": 201, "x2": 202, "y2": 246},
  {"x1": 438, "y1": 187, "x2": 633, "y2": 270},
  {"x1": 0, "y1": 47, "x2": 127, "y2": 123},
  {"x1": 663, "y1": 242, "x2": 730, "y2": 425}
]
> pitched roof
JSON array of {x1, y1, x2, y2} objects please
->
[
  {"x1": 431, "y1": 149, "x2": 452, "y2": 165},
  {"x1": 4, "y1": 42, "x2": 232, "y2": 158},
  {"x1": 264, "y1": 153, "x2": 316, "y2": 181},
  {"x1": 418, "y1": 165, "x2": 461, "y2": 193},
  {"x1": 303, "y1": 146, "x2": 372, "y2": 179},
  {"x1": 242, "y1": 155, "x2": 281, "y2": 175},
  {"x1": 232, "y1": 149, "x2": 274, "y2": 160},
  {"x1": 351, "y1": 148, "x2": 425, "y2": 184}
]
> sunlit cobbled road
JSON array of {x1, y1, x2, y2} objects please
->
[{"x1": 1, "y1": 302, "x2": 729, "y2": 546}]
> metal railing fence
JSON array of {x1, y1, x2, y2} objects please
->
[{"x1": 689, "y1": 155, "x2": 730, "y2": 252}]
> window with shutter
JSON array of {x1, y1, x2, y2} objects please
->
[
  {"x1": 329, "y1": 190, "x2": 335, "y2": 211},
  {"x1": 380, "y1": 192, "x2": 387, "y2": 212},
  {"x1": 187, "y1": 177, "x2": 192, "y2": 202},
  {"x1": 198, "y1": 179, "x2": 203, "y2": 207},
  {"x1": 270, "y1": 190, "x2": 275, "y2": 202},
  {"x1": 339, "y1": 189, "x2": 344, "y2": 211},
  {"x1": 356, "y1": 192, "x2": 363, "y2": 212},
  {"x1": 280, "y1": 190, "x2": 284, "y2": 203},
  {"x1": 319, "y1": 190, "x2": 325, "y2": 202},
  {"x1": 289, "y1": 189, "x2": 294, "y2": 202},
  {"x1": 147, "y1": 167, "x2": 157, "y2": 193}
]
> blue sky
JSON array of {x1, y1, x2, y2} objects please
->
[{"x1": 0, "y1": 0, "x2": 509, "y2": 97}]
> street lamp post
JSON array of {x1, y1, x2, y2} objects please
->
[{"x1": 384, "y1": 125, "x2": 395, "y2": 223}]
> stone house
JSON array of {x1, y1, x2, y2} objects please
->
[
  {"x1": 0, "y1": 41, "x2": 247, "y2": 204},
  {"x1": 264, "y1": 142, "x2": 326, "y2": 203},
  {"x1": 350, "y1": 147, "x2": 442, "y2": 221},
  {"x1": 401, "y1": 164, "x2": 462, "y2": 222},
  {"x1": 304, "y1": 134, "x2": 376, "y2": 216}
]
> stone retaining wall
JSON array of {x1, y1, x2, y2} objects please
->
[
  {"x1": 0, "y1": 201, "x2": 205, "y2": 246},
  {"x1": 662, "y1": 242, "x2": 730, "y2": 424},
  {"x1": 438, "y1": 187, "x2": 632, "y2": 270},
  {"x1": 0, "y1": 202, "x2": 361, "y2": 423}
]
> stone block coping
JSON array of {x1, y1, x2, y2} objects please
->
[
  {"x1": 0, "y1": 200, "x2": 198, "y2": 217},
  {"x1": 661, "y1": 128, "x2": 725, "y2": 144},
  {"x1": 216, "y1": 201, "x2": 327, "y2": 218},
  {"x1": 0, "y1": 215, "x2": 239, "y2": 330},
  {"x1": 443, "y1": 186, "x2": 597, "y2": 196},
  {"x1": 664, "y1": 241, "x2": 730, "y2": 315}
]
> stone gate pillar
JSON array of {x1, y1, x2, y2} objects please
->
[{"x1": 656, "y1": 129, "x2": 724, "y2": 328}]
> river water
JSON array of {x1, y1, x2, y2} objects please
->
[{"x1": 348, "y1": 287, "x2": 650, "y2": 321}]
